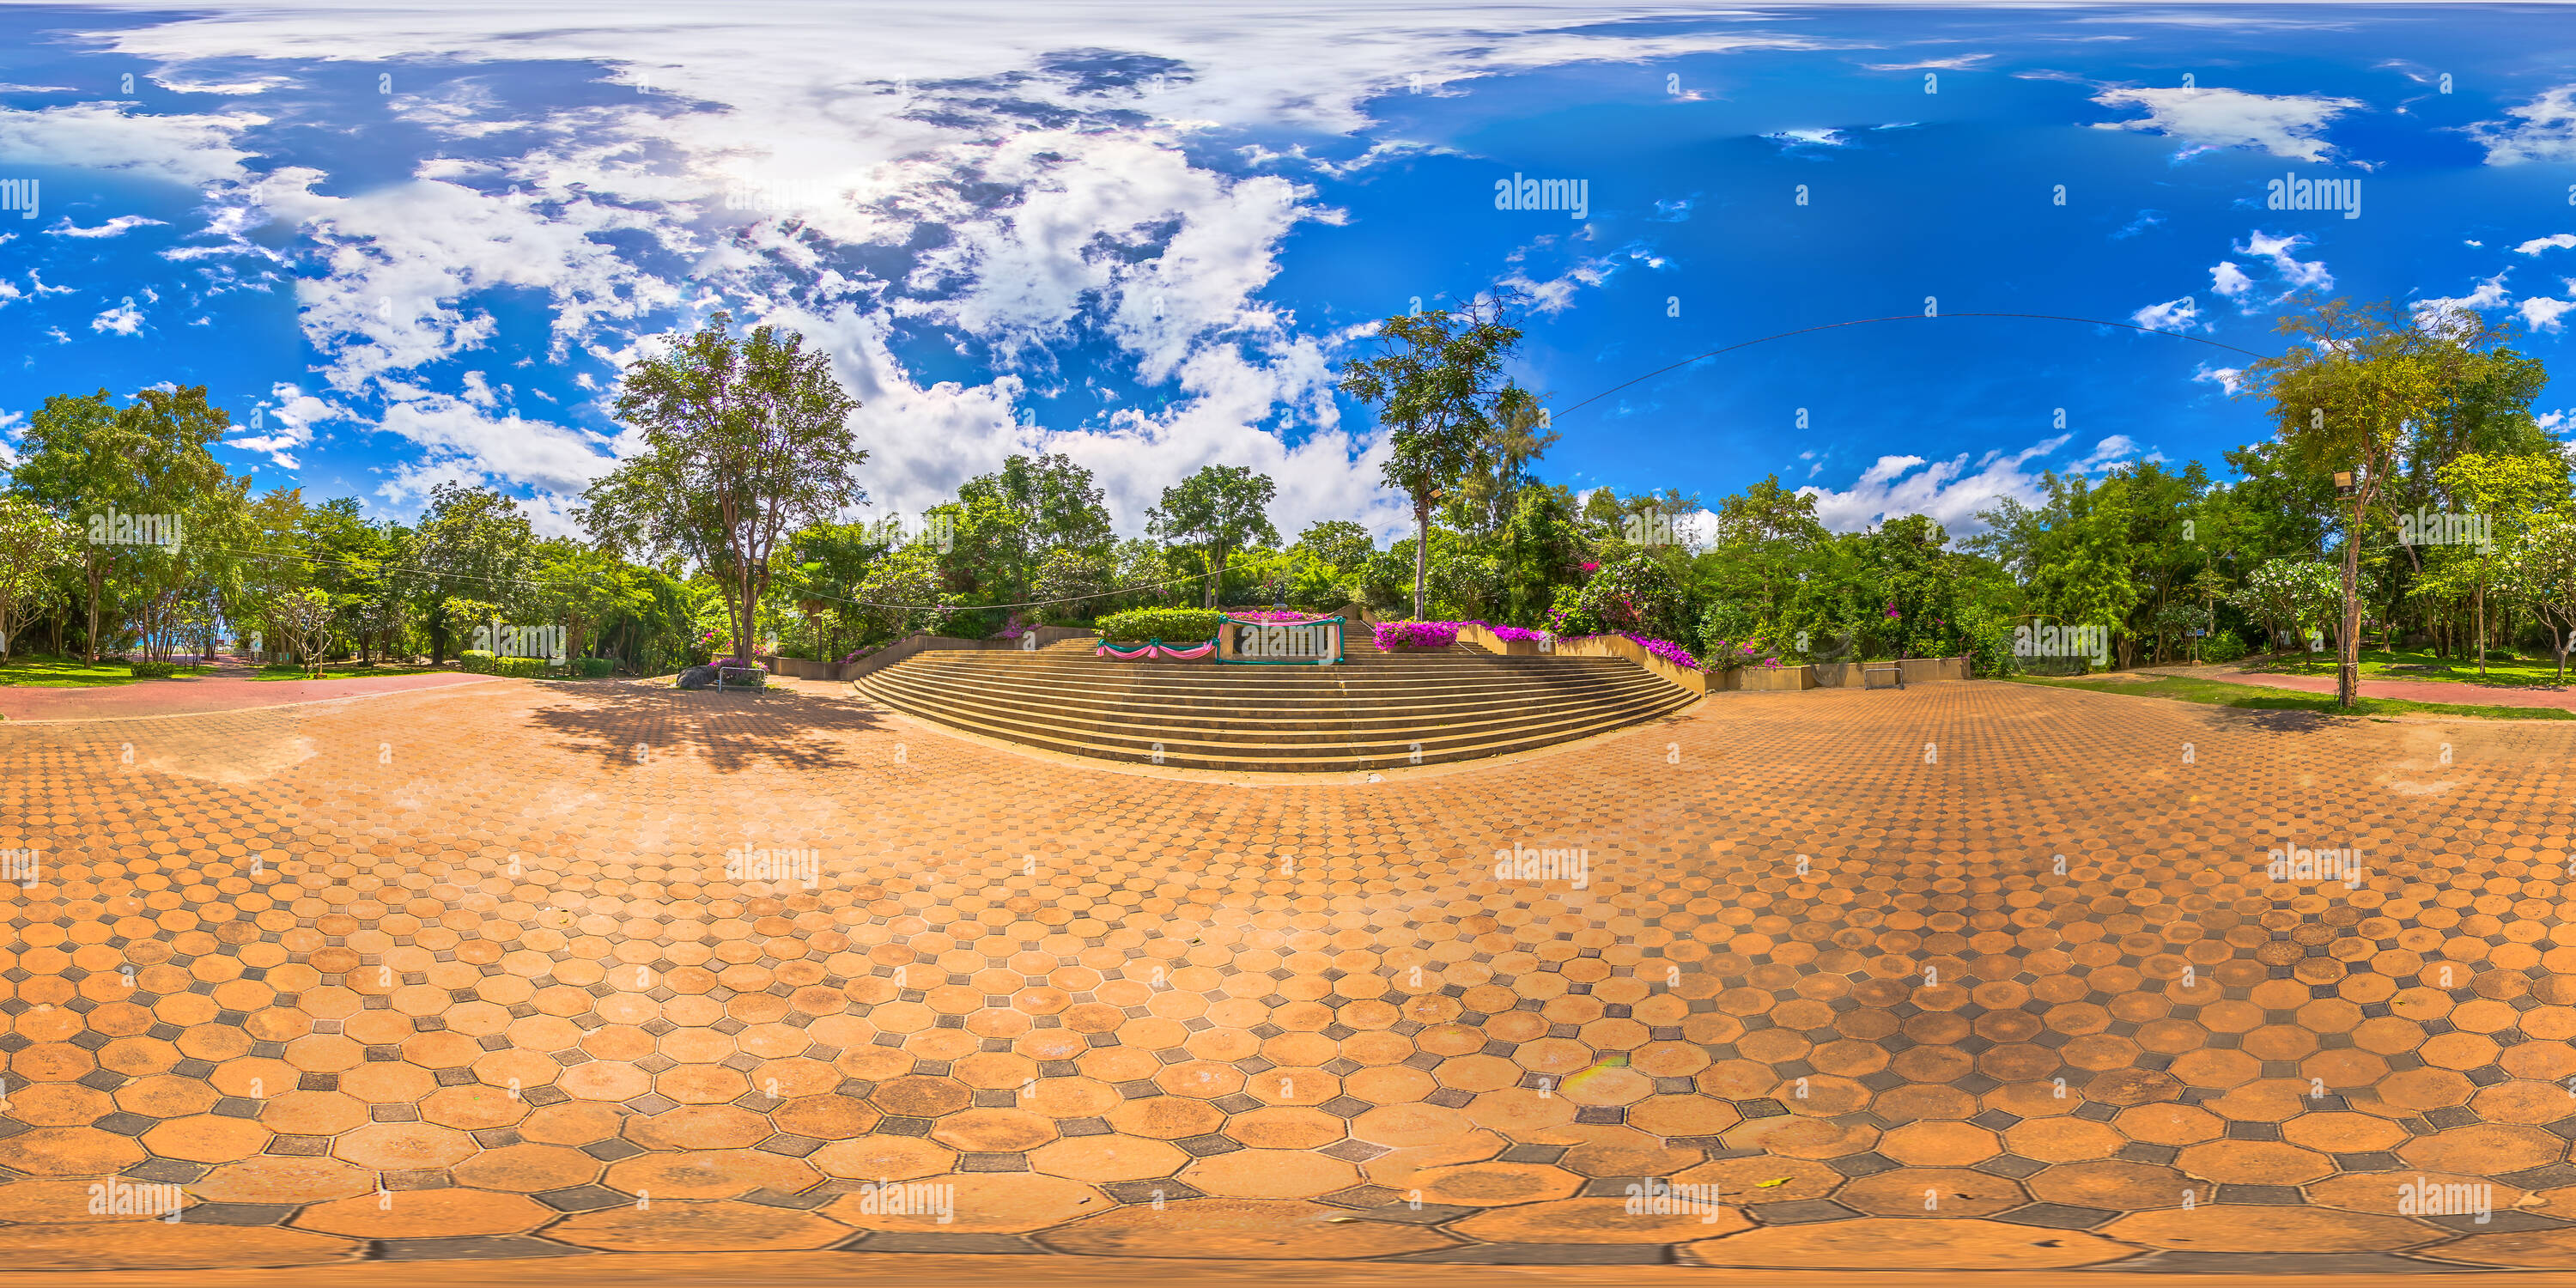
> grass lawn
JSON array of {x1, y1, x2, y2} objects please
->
[
  {"x1": 0, "y1": 655, "x2": 214, "y2": 687},
  {"x1": 2241, "y1": 647, "x2": 2573, "y2": 690},
  {"x1": 2008, "y1": 672, "x2": 2575, "y2": 720},
  {"x1": 249, "y1": 662, "x2": 440, "y2": 681}
]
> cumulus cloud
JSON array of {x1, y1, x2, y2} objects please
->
[
  {"x1": 2464, "y1": 85, "x2": 2576, "y2": 165},
  {"x1": 2090, "y1": 85, "x2": 2363, "y2": 161},
  {"x1": 2234, "y1": 229, "x2": 2332, "y2": 294},
  {"x1": 91, "y1": 298, "x2": 146, "y2": 335},
  {"x1": 28, "y1": 0, "x2": 1843, "y2": 529},
  {"x1": 1761, "y1": 127, "x2": 1850, "y2": 150},
  {"x1": 2520, "y1": 284, "x2": 2576, "y2": 334},
  {"x1": 2210, "y1": 260, "x2": 2254, "y2": 301},
  {"x1": 1798, "y1": 435, "x2": 2071, "y2": 536},
  {"x1": 2516, "y1": 234, "x2": 2576, "y2": 256},
  {"x1": 46, "y1": 215, "x2": 168, "y2": 238},
  {"x1": 2412, "y1": 272, "x2": 2512, "y2": 319},
  {"x1": 2130, "y1": 296, "x2": 2202, "y2": 331},
  {"x1": 224, "y1": 381, "x2": 345, "y2": 470},
  {"x1": 2193, "y1": 363, "x2": 2245, "y2": 395},
  {"x1": 0, "y1": 102, "x2": 264, "y2": 187}
]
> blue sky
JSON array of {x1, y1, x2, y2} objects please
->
[{"x1": 1, "y1": 2, "x2": 2572, "y2": 540}]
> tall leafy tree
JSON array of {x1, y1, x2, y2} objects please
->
[
  {"x1": 1339, "y1": 294, "x2": 1540, "y2": 619},
  {"x1": 1147, "y1": 465, "x2": 1278, "y2": 609},
  {"x1": 0, "y1": 495, "x2": 78, "y2": 661},
  {"x1": 12, "y1": 386, "x2": 235, "y2": 661},
  {"x1": 410, "y1": 483, "x2": 535, "y2": 662},
  {"x1": 2244, "y1": 296, "x2": 2503, "y2": 705},
  {"x1": 582, "y1": 311, "x2": 866, "y2": 665}
]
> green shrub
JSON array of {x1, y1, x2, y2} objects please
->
[
  {"x1": 2199, "y1": 632, "x2": 2250, "y2": 664},
  {"x1": 574, "y1": 657, "x2": 615, "y2": 678},
  {"x1": 125, "y1": 659, "x2": 181, "y2": 679},
  {"x1": 457, "y1": 650, "x2": 499, "y2": 674},
  {"x1": 495, "y1": 656, "x2": 550, "y2": 678},
  {"x1": 1095, "y1": 608, "x2": 1224, "y2": 643}
]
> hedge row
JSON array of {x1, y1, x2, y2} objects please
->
[
  {"x1": 1094, "y1": 609, "x2": 1225, "y2": 643},
  {"x1": 125, "y1": 659, "x2": 183, "y2": 678}
]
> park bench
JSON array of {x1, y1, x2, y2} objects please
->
[
  {"x1": 1862, "y1": 663, "x2": 1905, "y2": 690},
  {"x1": 715, "y1": 664, "x2": 767, "y2": 693}
]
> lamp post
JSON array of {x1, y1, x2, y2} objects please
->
[{"x1": 2333, "y1": 470, "x2": 2360, "y2": 702}]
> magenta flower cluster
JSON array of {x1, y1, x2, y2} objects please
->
[
  {"x1": 1622, "y1": 634, "x2": 1698, "y2": 671},
  {"x1": 1232, "y1": 610, "x2": 1321, "y2": 623},
  {"x1": 1373, "y1": 620, "x2": 1461, "y2": 649}
]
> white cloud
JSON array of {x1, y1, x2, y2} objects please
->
[
  {"x1": 369, "y1": 385, "x2": 620, "y2": 512},
  {"x1": 46, "y1": 215, "x2": 169, "y2": 238},
  {"x1": 2520, "y1": 285, "x2": 2576, "y2": 334},
  {"x1": 224, "y1": 381, "x2": 344, "y2": 468},
  {"x1": 1799, "y1": 435, "x2": 2071, "y2": 536},
  {"x1": 0, "y1": 102, "x2": 264, "y2": 187},
  {"x1": 35, "y1": 1, "x2": 1835, "y2": 529},
  {"x1": 1498, "y1": 254, "x2": 1614, "y2": 317},
  {"x1": 1861, "y1": 55, "x2": 1990, "y2": 72},
  {"x1": 0, "y1": 409, "x2": 22, "y2": 467},
  {"x1": 2235, "y1": 229, "x2": 2332, "y2": 292},
  {"x1": 1761, "y1": 128, "x2": 1849, "y2": 149},
  {"x1": 2193, "y1": 363, "x2": 2244, "y2": 396},
  {"x1": 2464, "y1": 85, "x2": 2576, "y2": 165},
  {"x1": 2413, "y1": 272, "x2": 2512, "y2": 319},
  {"x1": 2130, "y1": 296, "x2": 2202, "y2": 332},
  {"x1": 2516, "y1": 234, "x2": 2576, "y2": 256},
  {"x1": 91, "y1": 299, "x2": 147, "y2": 335},
  {"x1": 2070, "y1": 434, "x2": 2160, "y2": 472},
  {"x1": 2210, "y1": 260, "x2": 2254, "y2": 301},
  {"x1": 2090, "y1": 85, "x2": 2363, "y2": 161}
]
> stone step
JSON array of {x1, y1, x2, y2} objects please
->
[
  {"x1": 864, "y1": 666, "x2": 1684, "y2": 738},
  {"x1": 855, "y1": 638, "x2": 1699, "y2": 771}
]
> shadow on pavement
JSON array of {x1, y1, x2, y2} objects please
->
[{"x1": 522, "y1": 679, "x2": 888, "y2": 774}]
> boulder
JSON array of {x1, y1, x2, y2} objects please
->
[{"x1": 676, "y1": 665, "x2": 717, "y2": 690}]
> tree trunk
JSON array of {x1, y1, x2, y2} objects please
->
[
  {"x1": 2338, "y1": 497, "x2": 2363, "y2": 708},
  {"x1": 2475, "y1": 582, "x2": 2486, "y2": 678},
  {"x1": 1412, "y1": 499, "x2": 1431, "y2": 622},
  {"x1": 85, "y1": 554, "x2": 102, "y2": 665}
]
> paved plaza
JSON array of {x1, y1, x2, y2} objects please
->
[{"x1": 0, "y1": 675, "x2": 2567, "y2": 1279}]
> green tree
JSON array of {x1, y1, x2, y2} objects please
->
[
  {"x1": 1338, "y1": 294, "x2": 1539, "y2": 619},
  {"x1": 0, "y1": 494, "x2": 79, "y2": 660},
  {"x1": 582, "y1": 311, "x2": 867, "y2": 667},
  {"x1": 2506, "y1": 519, "x2": 2576, "y2": 682},
  {"x1": 12, "y1": 386, "x2": 237, "y2": 662},
  {"x1": 2233, "y1": 558, "x2": 2342, "y2": 656},
  {"x1": 2427, "y1": 450, "x2": 2568, "y2": 676},
  {"x1": 410, "y1": 483, "x2": 535, "y2": 663},
  {"x1": 1147, "y1": 465, "x2": 1277, "y2": 609},
  {"x1": 2245, "y1": 296, "x2": 2504, "y2": 705}
]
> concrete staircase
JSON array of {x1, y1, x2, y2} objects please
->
[{"x1": 853, "y1": 636, "x2": 1698, "y2": 771}]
